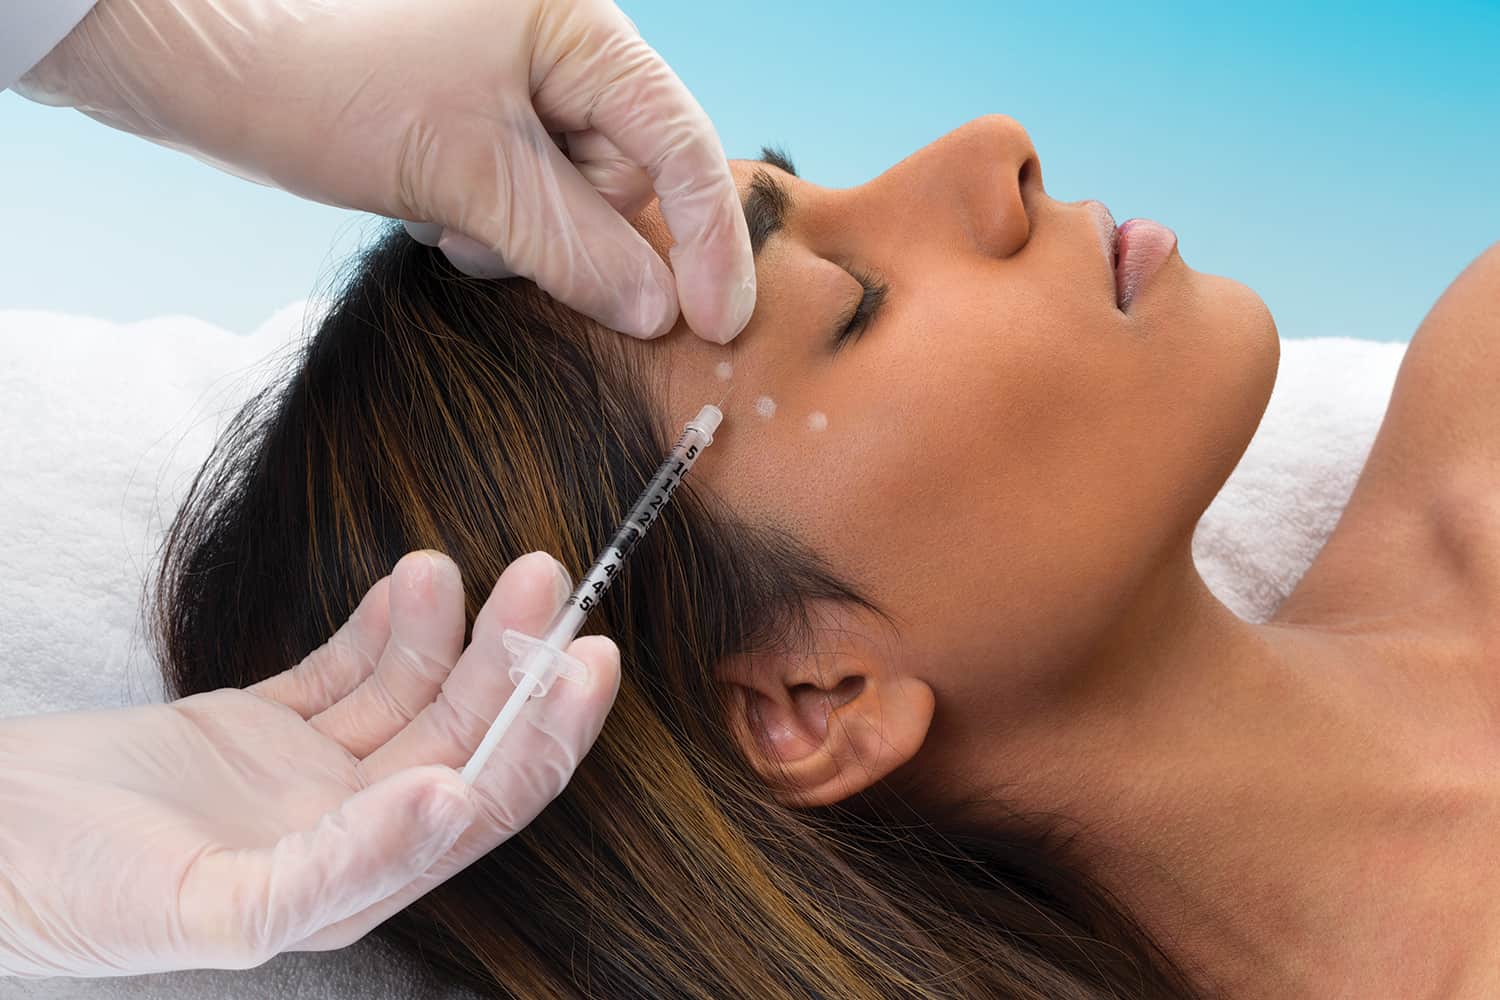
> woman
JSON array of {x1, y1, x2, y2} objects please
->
[{"x1": 153, "y1": 115, "x2": 1500, "y2": 999}]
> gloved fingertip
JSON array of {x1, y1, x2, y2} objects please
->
[
  {"x1": 624, "y1": 278, "x2": 678, "y2": 340},
  {"x1": 567, "y1": 635, "x2": 622, "y2": 700},
  {"x1": 669, "y1": 233, "x2": 757, "y2": 344},
  {"x1": 402, "y1": 220, "x2": 444, "y2": 247},
  {"x1": 722, "y1": 271, "x2": 758, "y2": 344},
  {"x1": 526, "y1": 634, "x2": 619, "y2": 748},
  {"x1": 438, "y1": 233, "x2": 515, "y2": 280},
  {"x1": 449, "y1": 254, "x2": 513, "y2": 280},
  {"x1": 503, "y1": 550, "x2": 573, "y2": 610},
  {"x1": 548, "y1": 557, "x2": 574, "y2": 607},
  {"x1": 420, "y1": 767, "x2": 474, "y2": 829}
]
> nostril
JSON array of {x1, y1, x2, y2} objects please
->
[
  {"x1": 1012, "y1": 154, "x2": 1040, "y2": 253},
  {"x1": 1018, "y1": 154, "x2": 1041, "y2": 190}
]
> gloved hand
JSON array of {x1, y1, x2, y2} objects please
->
[
  {"x1": 15, "y1": 0, "x2": 755, "y2": 343},
  {"x1": 0, "y1": 549, "x2": 620, "y2": 978}
]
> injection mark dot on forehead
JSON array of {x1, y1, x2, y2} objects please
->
[
  {"x1": 806, "y1": 411, "x2": 828, "y2": 432},
  {"x1": 714, "y1": 360, "x2": 734, "y2": 381},
  {"x1": 754, "y1": 395, "x2": 777, "y2": 419}
]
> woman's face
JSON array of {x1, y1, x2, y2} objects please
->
[{"x1": 628, "y1": 115, "x2": 1278, "y2": 770}]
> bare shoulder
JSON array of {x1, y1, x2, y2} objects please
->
[{"x1": 1274, "y1": 241, "x2": 1500, "y2": 637}]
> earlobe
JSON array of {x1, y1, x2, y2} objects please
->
[{"x1": 719, "y1": 648, "x2": 935, "y2": 808}]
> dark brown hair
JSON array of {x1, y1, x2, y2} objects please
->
[{"x1": 152, "y1": 226, "x2": 1216, "y2": 999}]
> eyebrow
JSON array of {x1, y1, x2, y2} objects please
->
[{"x1": 744, "y1": 145, "x2": 797, "y2": 256}]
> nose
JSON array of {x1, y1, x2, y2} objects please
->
[{"x1": 867, "y1": 114, "x2": 1040, "y2": 259}]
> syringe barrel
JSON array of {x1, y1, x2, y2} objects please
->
[
  {"x1": 542, "y1": 405, "x2": 721, "y2": 648},
  {"x1": 461, "y1": 405, "x2": 721, "y2": 785}
]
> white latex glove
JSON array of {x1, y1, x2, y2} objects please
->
[
  {"x1": 0, "y1": 550, "x2": 620, "y2": 978},
  {"x1": 15, "y1": 0, "x2": 756, "y2": 343}
]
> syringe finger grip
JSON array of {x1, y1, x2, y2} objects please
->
[{"x1": 502, "y1": 628, "x2": 588, "y2": 697}]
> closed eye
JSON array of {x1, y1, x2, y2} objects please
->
[{"x1": 834, "y1": 265, "x2": 889, "y2": 353}]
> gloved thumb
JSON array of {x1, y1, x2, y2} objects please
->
[{"x1": 179, "y1": 765, "x2": 473, "y2": 967}]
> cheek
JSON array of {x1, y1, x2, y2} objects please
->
[
  {"x1": 736, "y1": 258, "x2": 1228, "y2": 643},
  {"x1": 750, "y1": 267, "x2": 1121, "y2": 593},
  {"x1": 825, "y1": 265, "x2": 1120, "y2": 500}
]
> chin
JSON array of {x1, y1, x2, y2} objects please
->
[
  {"x1": 1182, "y1": 273, "x2": 1280, "y2": 508},
  {"x1": 1222, "y1": 275, "x2": 1280, "y2": 420}
]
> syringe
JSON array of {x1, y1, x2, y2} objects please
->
[{"x1": 460, "y1": 403, "x2": 724, "y2": 785}]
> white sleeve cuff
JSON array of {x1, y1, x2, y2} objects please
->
[{"x1": 2, "y1": 0, "x2": 100, "y2": 92}]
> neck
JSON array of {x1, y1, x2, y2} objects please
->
[{"x1": 967, "y1": 545, "x2": 1500, "y2": 998}]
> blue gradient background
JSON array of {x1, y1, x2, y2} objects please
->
[{"x1": 2, "y1": 0, "x2": 1496, "y2": 340}]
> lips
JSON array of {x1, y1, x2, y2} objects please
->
[
  {"x1": 1113, "y1": 219, "x2": 1177, "y2": 311},
  {"x1": 1081, "y1": 200, "x2": 1177, "y2": 312}
]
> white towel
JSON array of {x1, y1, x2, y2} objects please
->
[
  {"x1": 0, "y1": 304, "x2": 1408, "y2": 999},
  {"x1": 1192, "y1": 336, "x2": 1410, "y2": 623}
]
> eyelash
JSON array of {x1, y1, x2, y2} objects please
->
[{"x1": 834, "y1": 265, "x2": 889, "y2": 351}]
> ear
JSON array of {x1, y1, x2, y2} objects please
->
[{"x1": 717, "y1": 627, "x2": 934, "y2": 808}]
